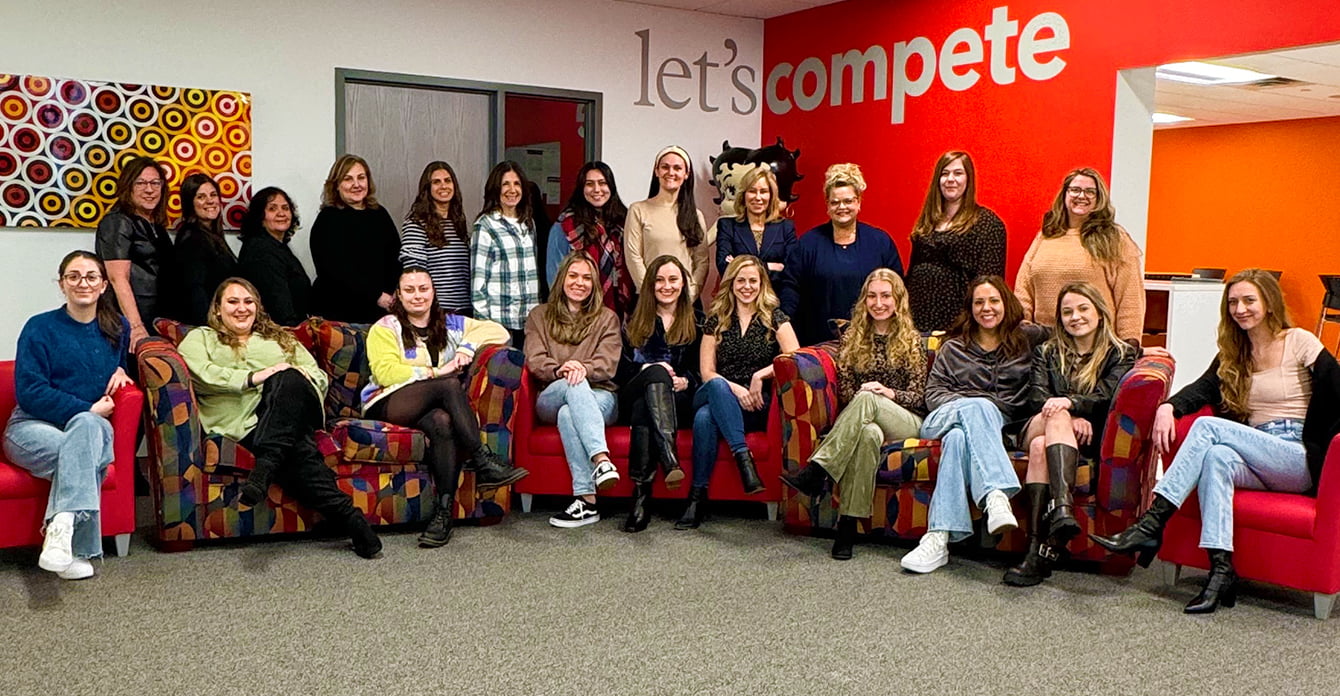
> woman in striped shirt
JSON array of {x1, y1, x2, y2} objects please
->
[{"x1": 401, "y1": 161, "x2": 472, "y2": 315}]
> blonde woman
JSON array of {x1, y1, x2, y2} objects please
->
[
  {"x1": 525, "y1": 252, "x2": 623, "y2": 528},
  {"x1": 777, "y1": 163, "x2": 902, "y2": 346},
  {"x1": 310, "y1": 154, "x2": 401, "y2": 323},
  {"x1": 714, "y1": 166, "x2": 796, "y2": 286},
  {"x1": 677, "y1": 255, "x2": 799, "y2": 529},
  {"x1": 1094, "y1": 270, "x2": 1340, "y2": 614},
  {"x1": 1015, "y1": 168, "x2": 1145, "y2": 343},
  {"x1": 624, "y1": 145, "x2": 712, "y2": 299},
  {"x1": 782, "y1": 269, "x2": 927, "y2": 560},
  {"x1": 1004, "y1": 282, "x2": 1135, "y2": 586}
]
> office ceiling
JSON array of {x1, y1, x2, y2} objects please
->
[
  {"x1": 615, "y1": 0, "x2": 841, "y2": 19},
  {"x1": 1156, "y1": 42, "x2": 1340, "y2": 129}
]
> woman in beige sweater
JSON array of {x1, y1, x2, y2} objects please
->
[
  {"x1": 624, "y1": 145, "x2": 712, "y2": 299},
  {"x1": 1015, "y1": 168, "x2": 1145, "y2": 343},
  {"x1": 525, "y1": 252, "x2": 623, "y2": 528}
]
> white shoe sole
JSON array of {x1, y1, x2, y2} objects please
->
[
  {"x1": 594, "y1": 473, "x2": 619, "y2": 491},
  {"x1": 57, "y1": 559, "x2": 95, "y2": 580},
  {"x1": 900, "y1": 552, "x2": 949, "y2": 574},
  {"x1": 549, "y1": 513, "x2": 601, "y2": 529}
]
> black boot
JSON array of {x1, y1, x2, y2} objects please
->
[
  {"x1": 624, "y1": 425, "x2": 654, "y2": 533},
  {"x1": 734, "y1": 450, "x2": 766, "y2": 495},
  {"x1": 348, "y1": 512, "x2": 383, "y2": 559},
  {"x1": 623, "y1": 481, "x2": 654, "y2": 533},
  {"x1": 1003, "y1": 483, "x2": 1057, "y2": 586},
  {"x1": 780, "y1": 461, "x2": 831, "y2": 498},
  {"x1": 1185, "y1": 550, "x2": 1238, "y2": 614},
  {"x1": 418, "y1": 497, "x2": 454, "y2": 548},
  {"x1": 831, "y1": 515, "x2": 857, "y2": 560},
  {"x1": 645, "y1": 382, "x2": 685, "y2": 489},
  {"x1": 674, "y1": 486, "x2": 708, "y2": 530},
  {"x1": 1089, "y1": 493, "x2": 1179, "y2": 568},
  {"x1": 472, "y1": 447, "x2": 529, "y2": 493},
  {"x1": 238, "y1": 458, "x2": 277, "y2": 507},
  {"x1": 1045, "y1": 443, "x2": 1081, "y2": 543}
]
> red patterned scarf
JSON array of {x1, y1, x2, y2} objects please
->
[{"x1": 559, "y1": 211, "x2": 634, "y2": 319}]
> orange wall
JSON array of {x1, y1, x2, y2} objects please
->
[{"x1": 1147, "y1": 116, "x2": 1340, "y2": 345}]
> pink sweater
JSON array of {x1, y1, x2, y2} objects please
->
[{"x1": 1015, "y1": 228, "x2": 1146, "y2": 342}]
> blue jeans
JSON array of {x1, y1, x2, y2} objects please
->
[
  {"x1": 691, "y1": 377, "x2": 767, "y2": 488},
  {"x1": 919, "y1": 397, "x2": 1021, "y2": 541},
  {"x1": 1153, "y1": 416, "x2": 1311, "y2": 551},
  {"x1": 3, "y1": 408, "x2": 115, "y2": 559},
  {"x1": 535, "y1": 379, "x2": 617, "y2": 496}
]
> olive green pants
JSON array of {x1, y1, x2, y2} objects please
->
[{"x1": 810, "y1": 391, "x2": 923, "y2": 518}]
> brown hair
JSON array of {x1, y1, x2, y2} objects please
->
[
  {"x1": 627, "y1": 254, "x2": 697, "y2": 348},
  {"x1": 390, "y1": 266, "x2": 448, "y2": 361},
  {"x1": 114, "y1": 156, "x2": 168, "y2": 226},
  {"x1": 58, "y1": 250, "x2": 123, "y2": 349},
  {"x1": 912, "y1": 151, "x2": 981, "y2": 238},
  {"x1": 947, "y1": 275, "x2": 1029, "y2": 359},
  {"x1": 545, "y1": 252, "x2": 605, "y2": 345},
  {"x1": 407, "y1": 161, "x2": 469, "y2": 246},
  {"x1": 1041, "y1": 167, "x2": 1122, "y2": 264},
  {"x1": 207, "y1": 277, "x2": 299, "y2": 358},
  {"x1": 1216, "y1": 269, "x2": 1294, "y2": 418},
  {"x1": 838, "y1": 268, "x2": 923, "y2": 375},
  {"x1": 321, "y1": 154, "x2": 380, "y2": 209}
]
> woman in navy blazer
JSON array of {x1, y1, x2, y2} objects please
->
[{"x1": 714, "y1": 166, "x2": 795, "y2": 286}]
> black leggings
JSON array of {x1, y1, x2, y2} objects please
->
[
  {"x1": 365, "y1": 375, "x2": 481, "y2": 500},
  {"x1": 619, "y1": 363, "x2": 693, "y2": 429},
  {"x1": 240, "y1": 369, "x2": 360, "y2": 525}
]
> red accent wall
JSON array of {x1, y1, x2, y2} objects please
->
[
  {"x1": 763, "y1": 1, "x2": 1340, "y2": 282},
  {"x1": 504, "y1": 95, "x2": 587, "y2": 219}
]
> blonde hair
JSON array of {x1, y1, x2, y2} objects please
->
[
  {"x1": 1217, "y1": 269, "x2": 1293, "y2": 419},
  {"x1": 823, "y1": 163, "x2": 867, "y2": 200},
  {"x1": 1043, "y1": 282, "x2": 1132, "y2": 394},
  {"x1": 321, "y1": 154, "x2": 380, "y2": 209},
  {"x1": 207, "y1": 277, "x2": 299, "y2": 358},
  {"x1": 732, "y1": 166, "x2": 783, "y2": 223},
  {"x1": 544, "y1": 252, "x2": 606, "y2": 345},
  {"x1": 838, "y1": 269, "x2": 923, "y2": 375},
  {"x1": 707, "y1": 255, "x2": 779, "y2": 340}
]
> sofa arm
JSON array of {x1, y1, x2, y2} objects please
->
[
  {"x1": 1095, "y1": 354, "x2": 1173, "y2": 512},
  {"x1": 467, "y1": 344, "x2": 524, "y2": 465},
  {"x1": 773, "y1": 345, "x2": 839, "y2": 475},
  {"x1": 1311, "y1": 434, "x2": 1340, "y2": 551},
  {"x1": 135, "y1": 337, "x2": 205, "y2": 541}
]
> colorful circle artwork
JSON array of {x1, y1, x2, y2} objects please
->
[{"x1": 1, "y1": 73, "x2": 251, "y2": 228}]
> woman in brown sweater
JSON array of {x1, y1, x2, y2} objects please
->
[
  {"x1": 525, "y1": 252, "x2": 623, "y2": 528},
  {"x1": 1014, "y1": 168, "x2": 1145, "y2": 343}
]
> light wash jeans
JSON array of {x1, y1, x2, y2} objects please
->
[
  {"x1": 535, "y1": 379, "x2": 618, "y2": 496},
  {"x1": 1152, "y1": 416, "x2": 1311, "y2": 551},
  {"x1": 919, "y1": 397, "x2": 1021, "y2": 542},
  {"x1": 3, "y1": 407, "x2": 115, "y2": 559}
]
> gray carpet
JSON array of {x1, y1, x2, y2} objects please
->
[{"x1": 1, "y1": 498, "x2": 1337, "y2": 696}]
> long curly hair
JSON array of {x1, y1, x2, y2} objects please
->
[
  {"x1": 321, "y1": 154, "x2": 380, "y2": 209},
  {"x1": 1041, "y1": 167, "x2": 1123, "y2": 265},
  {"x1": 947, "y1": 275, "x2": 1029, "y2": 359},
  {"x1": 545, "y1": 252, "x2": 606, "y2": 345},
  {"x1": 1217, "y1": 269, "x2": 1293, "y2": 419},
  {"x1": 390, "y1": 266, "x2": 448, "y2": 361},
  {"x1": 707, "y1": 255, "x2": 779, "y2": 340},
  {"x1": 207, "y1": 277, "x2": 299, "y2": 358},
  {"x1": 626, "y1": 254, "x2": 697, "y2": 348},
  {"x1": 912, "y1": 151, "x2": 980, "y2": 238},
  {"x1": 1043, "y1": 282, "x2": 1133, "y2": 394},
  {"x1": 838, "y1": 269, "x2": 922, "y2": 374},
  {"x1": 58, "y1": 250, "x2": 123, "y2": 350},
  {"x1": 406, "y1": 161, "x2": 469, "y2": 247}
]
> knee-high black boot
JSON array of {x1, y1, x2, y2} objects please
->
[
  {"x1": 1003, "y1": 483, "x2": 1057, "y2": 586},
  {"x1": 1046, "y1": 443, "x2": 1081, "y2": 543},
  {"x1": 645, "y1": 382, "x2": 685, "y2": 489},
  {"x1": 1185, "y1": 549, "x2": 1238, "y2": 614},
  {"x1": 1089, "y1": 493, "x2": 1179, "y2": 568},
  {"x1": 285, "y1": 439, "x2": 382, "y2": 559},
  {"x1": 734, "y1": 450, "x2": 766, "y2": 495},
  {"x1": 624, "y1": 425, "x2": 654, "y2": 533}
]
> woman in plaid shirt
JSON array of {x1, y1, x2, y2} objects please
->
[{"x1": 471, "y1": 161, "x2": 541, "y2": 349}]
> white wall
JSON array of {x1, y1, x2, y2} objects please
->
[
  {"x1": 0, "y1": 0, "x2": 764, "y2": 358},
  {"x1": 1110, "y1": 67, "x2": 1157, "y2": 253}
]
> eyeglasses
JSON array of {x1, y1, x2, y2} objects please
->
[
  {"x1": 62, "y1": 273, "x2": 104, "y2": 285},
  {"x1": 827, "y1": 197, "x2": 858, "y2": 208},
  {"x1": 1066, "y1": 186, "x2": 1098, "y2": 200},
  {"x1": 133, "y1": 179, "x2": 163, "y2": 189}
]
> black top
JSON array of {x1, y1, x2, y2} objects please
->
[
  {"x1": 309, "y1": 205, "x2": 401, "y2": 323},
  {"x1": 94, "y1": 209, "x2": 173, "y2": 322},
  {"x1": 238, "y1": 232, "x2": 311, "y2": 327},
  {"x1": 166, "y1": 222, "x2": 238, "y2": 326},
  {"x1": 925, "y1": 324, "x2": 1051, "y2": 423},
  {"x1": 1168, "y1": 350, "x2": 1340, "y2": 495},
  {"x1": 619, "y1": 314, "x2": 702, "y2": 389},
  {"x1": 714, "y1": 217, "x2": 797, "y2": 286},
  {"x1": 777, "y1": 222, "x2": 903, "y2": 347},
  {"x1": 705, "y1": 308, "x2": 790, "y2": 387},
  {"x1": 1027, "y1": 342, "x2": 1137, "y2": 447},
  {"x1": 906, "y1": 208, "x2": 1006, "y2": 332}
]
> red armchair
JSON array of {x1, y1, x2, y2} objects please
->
[
  {"x1": 0, "y1": 360, "x2": 143, "y2": 556},
  {"x1": 1158, "y1": 407, "x2": 1340, "y2": 619},
  {"x1": 511, "y1": 362, "x2": 782, "y2": 519}
]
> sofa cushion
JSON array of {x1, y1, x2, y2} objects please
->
[
  {"x1": 298, "y1": 319, "x2": 372, "y2": 420},
  {"x1": 328, "y1": 417, "x2": 427, "y2": 465},
  {"x1": 873, "y1": 438, "x2": 1094, "y2": 496},
  {"x1": 153, "y1": 318, "x2": 193, "y2": 346},
  {"x1": 0, "y1": 460, "x2": 120, "y2": 499}
]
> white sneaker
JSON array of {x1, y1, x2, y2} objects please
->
[
  {"x1": 38, "y1": 512, "x2": 75, "y2": 573},
  {"x1": 592, "y1": 460, "x2": 620, "y2": 491},
  {"x1": 549, "y1": 498, "x2": 601, "y2": 528},
  {"x1": 57, "y1": 558, "x2": 95, "y2": 581},
  {"x1": 901, "y1": 531, "x2": 950, "y2": 573},
  {"x1": 983, "y1": 489, "x2": 1019, "y2": 535}
]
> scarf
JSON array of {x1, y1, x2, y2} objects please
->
[{"x1": 559, "y1": 210, "x2": 634, "y2": 319}]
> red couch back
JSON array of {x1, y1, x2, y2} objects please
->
[{"x1": 0, "y1": 362, "x2": 16, "y2": 441}]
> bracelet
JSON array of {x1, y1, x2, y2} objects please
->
[{"x1": 246, "y1": 371, "x2": 256, "y2": 388}]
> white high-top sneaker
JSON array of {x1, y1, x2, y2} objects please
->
[
  {"x1": 901, "y1": 530, "x2": 950, "y2": 573},
  {"x1": 38, "y1": 511, "x2": 75, "y2": 573},
  {"x1": 983, "y1": 489, "x2": 1019, "y2": 535}
]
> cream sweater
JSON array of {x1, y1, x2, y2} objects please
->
[{"x1": 624, "y1": 198, "x2": 713, "y2": 298}]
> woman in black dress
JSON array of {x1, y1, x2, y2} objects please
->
[
  {"x1": 310, "y1": 154, "x2": 401, "y2": 323},
  {"x1": 237, "y1": 187, "x2": 311, "y2": 327},
  {"x1": 169, "y1": 173, "x2": 237, "y2": 325}
]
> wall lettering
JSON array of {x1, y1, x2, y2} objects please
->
[{"x1": 636, "y1": 28, "x2": 760, "y2": 114}]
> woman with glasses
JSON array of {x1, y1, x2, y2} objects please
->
[
  {"x1": 167, "y1": 173, "x2": 237, "y2": 326},
  {"x1": 5, "y1": 251, "x2": 132, "y2": 580},
  {"x1": 777, "y1": 163, "x2": 902, "y2": 347},
  {"x1": 95, "y1": 156, "x2": 173, "y2": 346},
  {"x1": 1015, "y1": 168, "x2": 1145, "y2": 344}
]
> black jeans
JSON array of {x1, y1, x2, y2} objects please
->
[
  {"x1": 619, "y1": 363, "x2": 693, "y2": 429},
  {"x1": 240, "y1": 369, "x2": 360, "y2": 526},
  {"x1": 364, "y1": 375, "x2": 481, "y2": 501}
]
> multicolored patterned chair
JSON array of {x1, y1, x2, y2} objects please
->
[
  {"x1": 137, "y1": 318, "x2": 515, "y2": 550},
  {"x1": 774, "y1": 339, "x2": 1173, "y2": 573}
]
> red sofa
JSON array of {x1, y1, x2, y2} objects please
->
[
  {"x1": 511, "y1": 362, "x2": 782, "y2": 519},
  {"x1": 1158, "y1": 407, "x2": 1340, "y2": 618},
  {"x1": 0, "y1": 360, "x2": 143, "y2": 556}
]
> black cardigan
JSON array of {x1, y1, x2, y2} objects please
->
[
  {"x1": 1167, "y1": 349, "x2": 1340, "y2": 495},
  {"x1": 237, "y1": 233, "x2": 311, "y2": 327}
]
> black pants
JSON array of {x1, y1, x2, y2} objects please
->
[
  {"x1": 365, "y1": 375, "x2": 480, "y2": 501},
  {"x1": 619, "y1": 363, "x2": 693, "y2": 429},
  {"x1": 240, "y1": 369, "x2": 359, "y2": 527},
  {"x1": 507, "y1": 328, "x2": 526, "y2": 352}
]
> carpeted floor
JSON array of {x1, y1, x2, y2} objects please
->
[{"x1": 1, "y1": 498, "x2": 1337, "y2": 696}]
